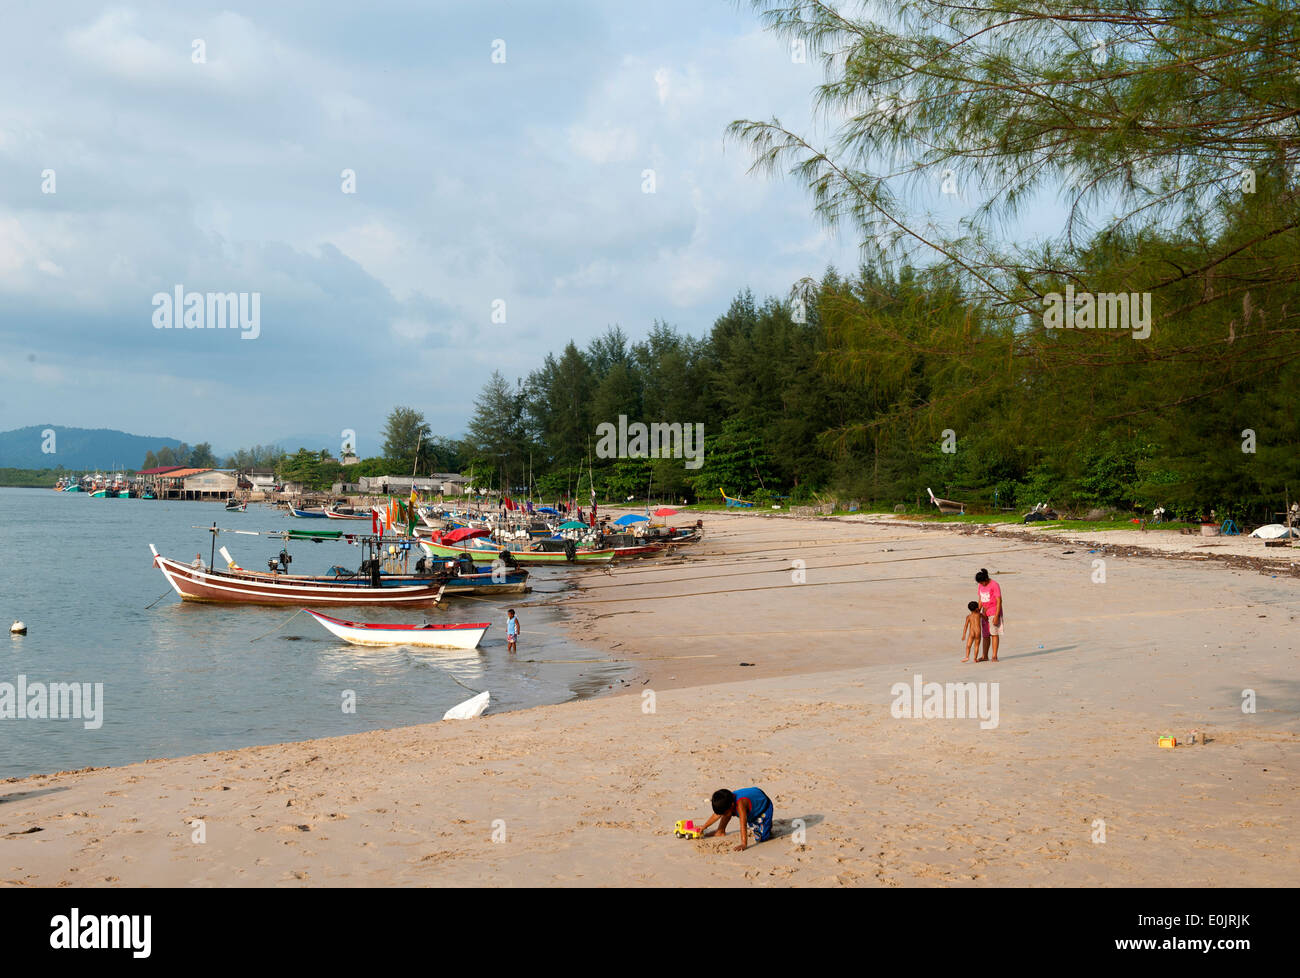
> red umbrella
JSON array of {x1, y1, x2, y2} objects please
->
[
  {"x1": 440, "y1": 527, "x2": 491, "y2": 544},
  {"x1": 652, "y1": 507, "x2": 678, "y2": 517}
]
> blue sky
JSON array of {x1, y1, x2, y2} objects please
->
[{"x1": 1, "y1": 1, "x2": 1062, "y2": 457}]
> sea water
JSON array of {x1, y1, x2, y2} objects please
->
[{"x1": 0, "y1": 488, "x2": 628, "y2": 779}]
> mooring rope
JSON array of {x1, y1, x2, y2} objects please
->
[{"x1": 249, "y1": 608, "x2": 307, "y2": 643}]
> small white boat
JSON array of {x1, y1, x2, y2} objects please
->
[
  {"x1": 443, "y1": 690, "x2": 490, "y2": 720},
  {"x1": 305, "y1": 609, "x2": 491, "y2": 650}
]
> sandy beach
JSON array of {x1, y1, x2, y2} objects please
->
[{"x1": 3, "y1": 513, "x2": 1297, "y2": 886}]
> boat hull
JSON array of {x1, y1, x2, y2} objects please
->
[
  {"x1": 150, "y1": 547, "x2": 445, "y2": 606},
  {"x1": 305, "y1": 610, "x2": 489, "y2": 649},
  {"x1": 418, "y1": 540, "x2": 615, "y2": 564}
]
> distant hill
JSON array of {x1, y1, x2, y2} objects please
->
[{"x1": 0, "y1": 426, "x2": 183, "y2": 470}]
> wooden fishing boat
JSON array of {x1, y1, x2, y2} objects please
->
[
  {"x1": 288, "y1": 505, "x2": 329, "y2": 518},
  {"x1": 926, "y1": 487, "x2": 966, "y2": 515},
  {"x1": 436, "y1": 564, "x2": 530, "y2": 595},
  {"x1": 418, "y1": 538, "x2": 616, "y2": 565},
  {"x1": 304, "y1": 610, "x2": 490, "y2": 650},
  {"x1": 324, "y1": 506, "x2": 372, "y2": 520},
  {"x1": 150, "y1": 545, "x2": 447, "y2": 606},
  {"x1": 719, "y1": 488, "x2": 753, "y2": 508},
  {"x1": 224, "y1": 500, "x2": 247, "y2": 512}
]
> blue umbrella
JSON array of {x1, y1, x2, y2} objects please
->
[
  {"x1": 537, "y1": 506, "x2": 559, "y2": 514},
  {"x1": 614, "y1": 514, "x2": 649, "y2": 526}
]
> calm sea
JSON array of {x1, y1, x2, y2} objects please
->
[{"x1": 0, "y1": 488, "x2": 628, "y2": 779}]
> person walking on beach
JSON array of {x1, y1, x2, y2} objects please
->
[
  {"x1": 974, "y1": 568, "x2": 1003, "y2": 662},
  {"x1": 505, "y1": 608, "x2": 520, "y2": 653}
]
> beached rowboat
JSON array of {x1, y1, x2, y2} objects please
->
[
  {"x1": 926, "y1": 487, "x2": 966, "y2": 515},
  {"x1": 305, "y1": 610, "x2": 490, "y2": 649},
  {"x1": 719, "y1": 488, "x2": 754, "y2": 508}
]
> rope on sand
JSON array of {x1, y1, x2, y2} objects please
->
[
  {"x1": 519, "y1": 653, "x2": 718, "y2": 664},
  {"x1": 560, "y1": 573, "x2": 944, "y2": 605}
]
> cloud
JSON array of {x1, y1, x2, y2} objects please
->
[{"x1": 1, "y1": 0, "x2": 872, "y2": 447}]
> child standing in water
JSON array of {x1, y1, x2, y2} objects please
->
[
  {"x1": 961, "y1": 600, "x2": 983, "y2": 662},
  {"x1": 505, "y1": 608, "x2": 520, "y2": 653}
]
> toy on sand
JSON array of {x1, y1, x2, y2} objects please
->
[{"x1": 674, "y1": 819, "x2": 701, "y2": 839}]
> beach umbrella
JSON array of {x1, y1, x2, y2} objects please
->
[
  {"x1": 614, "y1": 514, "x2": 649, "y2": 526},
  {"x1": 652, "y1": 507, "x2": 678, "y2": 517},
  {"x1": 559, "y1": 520, "x2": 588, "y2": 530}
]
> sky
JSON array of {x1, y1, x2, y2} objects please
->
[{"x1": 1, "y1": 0, "x2": 1062, "y2": 457}]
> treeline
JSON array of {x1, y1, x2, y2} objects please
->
[
  {"x1": 453, "y1": 234, "x2": 1299, "y2": 520},
  {"x1": 140, "y1": 442, "x2": 219, "y2": 470}
]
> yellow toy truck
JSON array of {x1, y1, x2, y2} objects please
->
[{"x1": 674, "y1": 819, "x2": 701, "y2": 839}]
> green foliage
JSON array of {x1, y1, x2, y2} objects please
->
[{"x1": 0, "y1": 468, "x2": 62, "y2": 487}]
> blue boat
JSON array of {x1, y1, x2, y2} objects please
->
[
  {"x1": 288, "y1": 506, "x2": 329, "y2": 518},
  {"x1": 719, "y1": 488, "x2": 754, "y2": 508}
]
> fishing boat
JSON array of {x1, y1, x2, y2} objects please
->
[
  {"x1": 926, "y1": 487, "x2": 966, "y2": 515},
  {"x1": 224, "y1": 499, "x2": 247, "y2": 512},
  {"x1": 427, "y1": 555, "x2": 531, "y2": 595},
  {"x1": 719, "y1": 488, "x2": 754, "y2": 508},
  {"x1": 598, "y1": 534, "x2": 666, "y2": 558},
  {"x1": 324, "y1": 506, "x2": 373, "y2": 521},
  {"x1": 288, "y1": 505, "x2": 329, "y2": 518},
  {"x1": 150, "y1": 544, "x2": 448, "y2": 606},
  {"x1": 304, "y1": 610, "x2": 490, "y2": 650},
  {"x1": 419, "y1": 536, "x2": 616, "y2": 565}
]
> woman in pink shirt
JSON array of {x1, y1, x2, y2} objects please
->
[{"x1": 975, "y1": 568, "x2": 1003, "y2": 662}]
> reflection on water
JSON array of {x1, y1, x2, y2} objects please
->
[{"x1": 0, "y1": 489, "x2": 628, "y2": 779}]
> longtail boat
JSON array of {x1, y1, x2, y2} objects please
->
[
  {"x1": 438, "y1": 564, "x2": 530, "y2": 595},
  {"x1": 926, "y1": 487, "x2": 966, "y2": 515},
  {"x1": 288, "y1": 505, "x2": 329, "y2": 518},
  {"x1": 305, "y1": 610, "x2": 490, "y2": 650},
  {"x1": 324, "y1": 506, "x2": 372, "y2": 520},
  {"x1": 150, "y1": 544, "x2": 447, "y2": 606},
  {"x1": 719, "y1": 488, "x2": 753, "y2": 508},
  {"x1": 224, "y1": 499, "x2": 247, "y2": 512},
  {"x1": 419, "y1": 537, "x2": 615, "y2": 565}
]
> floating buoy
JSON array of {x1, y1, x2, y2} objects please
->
[{"x1": 10, "y1": 620, "x2": 26, "y2": 635}]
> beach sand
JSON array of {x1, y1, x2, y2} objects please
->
[{"x1": 2, "y1": 513, "x2": 1297, "y2": 886}]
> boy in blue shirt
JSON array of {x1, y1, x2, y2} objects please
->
[
  {"x1": 506, "y1": 608, "x2": 520, "y2": 652},
  {"x1": 697, "y1": 787, "x2": 774, "y2": 851}
]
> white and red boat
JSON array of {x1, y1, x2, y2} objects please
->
[
  {"x1": 305, "y1": 610, "x2": 490, "y2": 649},
  {"x1": 149, "y1": 545, "x2": 446, "y2": 606},
  {"x1": 324, "y1": 506, "x2": 374, "y2": 521}
]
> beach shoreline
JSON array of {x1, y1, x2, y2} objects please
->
[{"x1": 3, "y1": 511, "x2": 1297, "y2": 886}]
